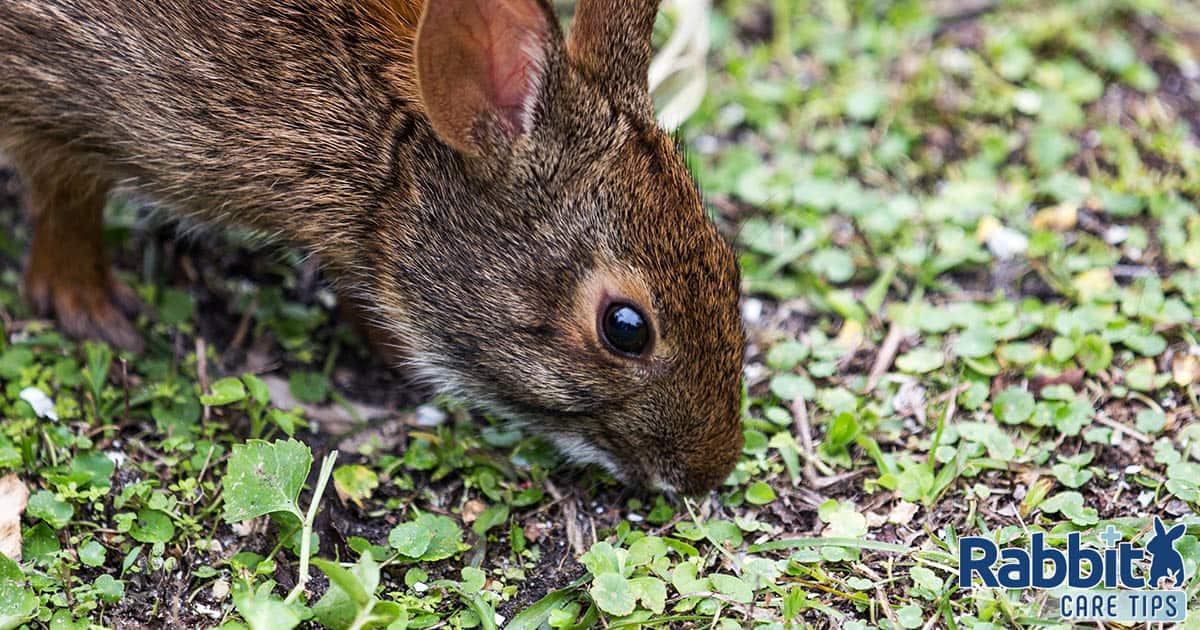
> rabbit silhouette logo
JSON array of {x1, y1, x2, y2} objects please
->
[
  {"x1": 1146, "y1": 517, "x2": 1186, "y2": 590},
  {"x1": 959, "y1": 518, "x2": 1189, "y2": 622}
]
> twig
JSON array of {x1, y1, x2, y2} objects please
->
[
  {"x1": 228, "y1": 297, "x2": 257, "y2": 352},
  {"x1": 874, "y1": 584, "x2": 901, "y2": 627},
  {"x1": 1093, "y1": 413, "x2": 1152, "y2": 444},
  {"x1": 791, "y1": 397, "x2": 837, "y2": 480},
  {"x1": 792, "y1": 397, "x2": 817, "y2": 482},
  {"x1": 196, "y1": 337, "x2": 210, "y2": 422},
  {"x1": 865, "y1": 322, "x2": 906, "y2": 393}
]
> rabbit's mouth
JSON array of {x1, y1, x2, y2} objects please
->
[
  {"x1": 541, "y1": 432, "x2": 670, "y2": 490},
  {"x1": 543, "y1": 434, "x2": 627, "y2": 479}
]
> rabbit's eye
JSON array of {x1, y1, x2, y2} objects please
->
[{"x1": 601, "y1": 302, "x2": 650, "y2": 357}]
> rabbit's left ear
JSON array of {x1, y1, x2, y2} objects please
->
[
  {"x1": 1167, "y1": 523, "x2": 1186, "y2": 539},
  {"x1": 416, "y1": 0, "x2": 561, "y2": 156},
  {"x1": 1155, "y1": 518, "x2": 1168, "y2": 537}
]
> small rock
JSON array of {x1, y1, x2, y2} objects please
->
[
  {"x1": 211, "y1": 578, "x2": 230, "y2": 601},
  {"x1": 415, "y1": 404, "x2": 447, "y2": 427}
]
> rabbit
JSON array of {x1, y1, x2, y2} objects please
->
[
  {"x1": 1147, "y1": 518, "x2": 1186, "y2": 589},
  {"x1": 0, "y1": 0, "x2": 746, "y2": 494}
]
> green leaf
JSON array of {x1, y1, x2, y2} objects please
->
[
  {"x1": 78, "y1": 540, "x2": 106, "y2": 567},
  {"x1": 626, "y1": 536, "x2": 668, "y2": 568},
  {"x1": 958, "y1": 422, "x2": 1015, "y2": 460},
  {"x1": 671, "y1": 561, "x2": 710, "y2": 595},
  {"x1": 993, "y1": 388, "x2": 1035, "y2": 425},
  {"x1": 953, "y1": 327, "x2": 997, "y2": 359},
  {"x1": 130, "y1": 509, "x2": 176, "y2": 544},
  {"x1": 1135, "y1": 409, "x2": 1167, "y2": 434},
  {"x1": 0, "y1": 347, "x2": 34, "y2": 381},
  {"x1": 157, "y1": 288, "x2": 196, "y2": 327},
  {"x1": 818, "y1": 500, "x2": 868, "y2": 538},
  {"x1": 243, "y1": 374, "x2": 271, "y2": 408},
  {"x1": 83, "y1": 342, "x2": 112, "y2": 401},
  {"x1": 769, "y1": 373, "x2": 813, "y2": 401},
  {"x1": 810, "y1": 249, "x2": 855, "y2": 283},
  {"x1": 93, "y1": 575, "x2": 125, "y2": 604},
  {"x1": 233, "y1": 583, "x2": 301, "y2": 630},
  {"x1": 388, "y1": 513, "x2": 463, "y2": 561},
  {"x1": 201, "y1": 377, "x2": 247, "y2": 407},
  {"x1": 765, "y1": 341, "x2": 809, "y2": 370},
  {"x1": 332, "y1": 465, "x2": 378, "y2": 508},
  {"x1": 506, "y1": 577, "x2": 588, "y2": 630},
  {"x1": 288, "y1": 371, "x2": 330, "y2": 405},
  {"x1": 471, "y1": 503, "x2": 509, "y2": 537},
  {"x1": 1077, "y1": 335, "x2": 1113, "y2": 374},
  {"x1": 630, "y1": 576, "x2": 667, "y2": 614},
  {"x1": 1040, "y1": 491, "x2": 1099, "y2": 526},
  {"x1": 579, "y1": 542, "x2": 623, "y2": 577},
  {"x1": 589, "y1": 573, "x2": 635, "y2": 617},
  {"x1": 388, "y1": 521, "x2": 431, "y2": 559},
  {"x1": 27, "y1": 490, "x2": 74, "y2": 529},
  {"x1": 222, "y1": 439, "x2": 312, "y2": 523},
  {"x1": 895, "y1": 347, "x2": 945, "y2": 374},
  {"x1": 312, "y1": 553, "x2": 383, "y2": 629},
  {"x1": 896, "y1": 604, "x2": 925, "y2": 628},
  {"x1": 710, "y1": 574, "x2": 753, "y2": 603},
  {"x1": 1051, "y1": 463, "x2": 1093, "y2": 488},
  {"x1": 745, "y1": 481, "x2": 777, "y2": 505},
  {"x1": 0, "y1": 555, "x2": 37, "y2": 630}
]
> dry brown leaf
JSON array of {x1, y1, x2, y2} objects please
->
[
  {"x1": 0, "y1": 474, "x2": 30, "y2": 561},
  {"x1": 1173, "y1": 354, "x2": 1199, "y2": 386},
  {"x1": 887, "y1": 500, "x2": 919, "y2": 526},
  {"x1": 461, "y1": 499, "x2": 486, "y2": 525},
  {"x1": 1032, "y1": 203, "x2": 1078, "y2": 231}
]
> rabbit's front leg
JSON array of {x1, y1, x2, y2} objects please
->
[{"x1": 16, "y1": 152, "x2": 144, "y2": 352}]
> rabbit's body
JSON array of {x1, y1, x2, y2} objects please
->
[
  {"x1": 0, "y1": 0, "x2": 746, "y2": 494},
  {"x1": 0, "y1": 0, "x2": 419, "y2": 264}
]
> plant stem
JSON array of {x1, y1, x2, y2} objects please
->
[{"x1": 285, "y1": 450, "x2": 339, "y2": 604}]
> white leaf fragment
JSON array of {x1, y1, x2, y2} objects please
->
[{"x1": 19, "y1": 387, "x2": 58, "y2": 420}]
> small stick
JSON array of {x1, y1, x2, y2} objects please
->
[
  {"x1": 791, "y1": 397, "x2": 817, "y2": 483},
  {"x1": 228, "y1": 297, "x2": 258, "y2": 352},
  {"x1": 1093, "y1": 413, "x2": 1152, "y2": 444},
  {"x1": 196, "y1": 337, "x2": 210, "y2": 422},
  {"x1": 866, "y1": 322, "x2": 905, "y2": 393}
]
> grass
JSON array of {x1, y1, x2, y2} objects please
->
[{"x1": 2, "y1": 0, "x2": 1200, "y2": 628}]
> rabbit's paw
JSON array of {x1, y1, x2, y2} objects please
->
[{"x1": 23, "y1": 269, "x2": 146, "y2": 353}]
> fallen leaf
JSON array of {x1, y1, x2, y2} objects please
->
[
  {"x1": 0, "y1": 474, "x2": 30, "y2": 561},
  {"x1": 888, "y1": 500, "x2": 919, "y2": 526},
  {"x1": 976, "y1": 216, "x2": 1029, "y2": 259},
  {"x1": 461, "y1": 500, "x2": 487, "y2": 524},
  {"x1": 1032, "y1": 203, "x2": 1078, "y2": 231},
  {"x1": 835, "y1": 319, "x2": 865, "y2": 351},
  {"x1": 1173, "y1": 354, "x2": 1199, "y2": 386},
  {"x1": 19, "y1": 388, "x2": 57, "y2": 421},
  {"x1": 1073, "y1": 268, "x2": 1115, "y2": 302}
]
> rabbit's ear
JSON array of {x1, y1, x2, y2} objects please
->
[
  {"x1": 1156, "y1": 518, "x2": 1168, "y2": 537},
  {"x1": 568, "y1": 0, "x2": 660, "y2": 117},
  {"x1": 416, "y1": 0, "x2": 559, "y2": 156},
  {"x1": 1167, "y1": 523, "x2": 1186, "y2": 540}
]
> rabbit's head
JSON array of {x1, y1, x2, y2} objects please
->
[{"x1": 369, "y1": 0, "x2": 744, "y2": 494}]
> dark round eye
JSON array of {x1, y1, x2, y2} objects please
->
[{"x1": 602, "y1": 302, "x2": 650, "y2": 357}]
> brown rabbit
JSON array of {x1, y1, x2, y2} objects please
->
[{"x1": 0, "y1": 0, "x2": 745, "y2": 494}]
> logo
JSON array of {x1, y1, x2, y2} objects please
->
[{"x1": 958, "y1": 518, "x2": 1188, "y2": 622}]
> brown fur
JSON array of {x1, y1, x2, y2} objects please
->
[{"x1": 0, "y1": 0, "x2": 745, "y2": 494}]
